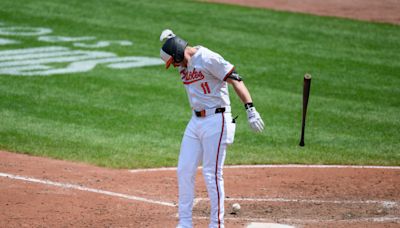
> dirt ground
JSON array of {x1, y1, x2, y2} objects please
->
[
  {"x1": 206, "y1": 0, "x2": 400, "y2": 25},
  {"x1": 1, "y1": 151, "x2": 399, "y2": 227}
]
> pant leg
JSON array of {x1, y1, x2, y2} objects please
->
[
  {"x1": 203, "y1": 143, "x2": 227, "y2": 228},
  {"x1": 177, "y1": 119, "x2": 202, "y2": 228},
  {"x1": 201, "y1": 113, "x2": 229, "y2": 228}
]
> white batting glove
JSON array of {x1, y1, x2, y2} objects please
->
[
  {"x1": 246, "y1": 107, "x2": 264, "y2": 132},
  {"x1": 160, "y1": 29, "x2": 175, "y2": 42}
]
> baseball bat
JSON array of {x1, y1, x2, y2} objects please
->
[{"x1": 299, "y1": 74, "x2": 312, "y2": 147}]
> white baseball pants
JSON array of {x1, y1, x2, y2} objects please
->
[{"x1": 177, "y1": 111, "x2": 235, "y2": 228}]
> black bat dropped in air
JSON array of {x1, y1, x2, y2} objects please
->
[{"x1": 299, "y1": 74, "x2": 312, "y2": 147}]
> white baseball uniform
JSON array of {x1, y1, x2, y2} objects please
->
[{"x1": 177, "y1": 46, "x2": 236, "y2": 228}]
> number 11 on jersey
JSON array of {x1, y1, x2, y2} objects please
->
[{"x1": 201, "y1": 82, "x2": 211, "y2": 94}]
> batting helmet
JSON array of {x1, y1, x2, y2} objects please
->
[{"x1": 160, "y1": 36, "x2": 188, "y2": 69}]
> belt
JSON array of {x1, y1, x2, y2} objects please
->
[{"x1": 194, "y1": 107, "x2": 230, "y2": 117}]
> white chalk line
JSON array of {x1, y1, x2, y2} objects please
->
[
  {"x1": 129, "y1": 164, "x2": 400, "y2": 173},
  {"x1": 190, "y1": 215, "x2": 400, "y2": 224},
  {"x1": 286, "y1": 216, "x2": 400, "y2": 224},
  {"x1": 195, "y1": 197, "x2": 398, "y2": 208},
  {"x1": 0, "y1": 172, "x2": 176, "y2": 207}
]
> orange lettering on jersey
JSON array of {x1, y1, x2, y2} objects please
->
[{"x1": 182, "y1": 68, "x2": 205, "y2": 84}]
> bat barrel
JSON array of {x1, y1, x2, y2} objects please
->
[{"x1": 299, "y1": 73, "x2": 312, "y2": 147}]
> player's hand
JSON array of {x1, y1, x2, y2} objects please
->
[{"x1": 246, "y1": 107, "x2": 264, "y2": 132}]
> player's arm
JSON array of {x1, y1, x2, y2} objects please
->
[
  {"x1": 226, "y1": 71, "x2": 264, "y2": 133},
  {"x1": 227, "y1": 77, "x2": 252, "y2": 104}
]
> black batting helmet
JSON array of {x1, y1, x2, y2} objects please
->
[{"x1": 160, "y1": 36, "x2": 188, "y2": 69}]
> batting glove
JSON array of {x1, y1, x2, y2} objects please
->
[{"x1": 246, "y1": 107, "x2": 264, "y2": 133}]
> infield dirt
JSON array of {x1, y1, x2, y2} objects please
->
[
  {"x1": 206, "y1": 0, "x2": 400, "y2": 25},
  {"x1": 1, "y1": 151, "x2": 399, "y2": 227}
]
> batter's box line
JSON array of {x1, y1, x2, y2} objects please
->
[
  {"x1": 0, "y1": 172, "x2": 176, "y2": 207},
  {"x1": 129, "y1": 164, "x2": 400, "y2": 173},
  {"x1": 282, "y1": 216, "x2": 400, "y2": 224},
  {"x1": 194, "y1": 197, "x2": 398, "y2": 209},
  {"x1": 189, "y1": 215, "x2": 400, "y2": 224}
]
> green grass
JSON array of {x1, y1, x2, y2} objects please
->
[{"x1": 0, "y1": 0, "x2": 399, "y2": 168}]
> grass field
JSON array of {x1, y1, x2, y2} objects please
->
[{"x1": 0, "y1": 0, "x2": 399, "y2": 168}]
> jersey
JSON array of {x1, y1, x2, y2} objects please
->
[{"x1": 179, "y1": 46, "x2": 235, "y2": 111}]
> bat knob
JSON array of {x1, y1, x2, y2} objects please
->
[{"x1": 299, "y1": 141, "x2": 305, "y2": 147}]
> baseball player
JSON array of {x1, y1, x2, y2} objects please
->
[{"x1": 159, "y1": 29, "x2": 264, "y2": 228}]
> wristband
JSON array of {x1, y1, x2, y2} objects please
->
[{"x1": 244, "y1": 102, "x2": 254, "y2": 110}]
